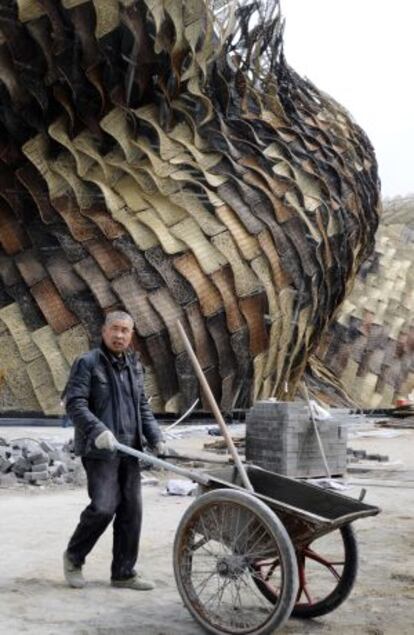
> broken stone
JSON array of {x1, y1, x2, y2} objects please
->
[
  {"x1": 11, "y1": 456, "x2": 31, "y2": 476},
  {"x1": 0, "y1": 472, "x2": 18, "y2": 486},
  {"x1": 0, "y1": 456, "x2": 13, "y2": 473},
  {"x1": 49, "y1": 461, "x2": 67, "y2": 478},
  {"x1": 27, "y1": 450, "x2": 49, "y2": 465},
  {"x1": 31, "y1": 462, "x2": 49, "y2": 472},
  {"x1": 39, "y1": 440, "x2": 55, "y2": 453},
  {"x1": 24, "y1": 470, "x2": 49, "y2": 482}
]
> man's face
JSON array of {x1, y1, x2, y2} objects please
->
[{"x1": 102, "y1": 319, "x2": 133, "y2": 354}]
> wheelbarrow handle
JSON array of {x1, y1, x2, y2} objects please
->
[{"x1": 113, "y1": 441, "x2": 210, "y2": 486}]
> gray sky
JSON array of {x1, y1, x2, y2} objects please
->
[{"x1": 282, "y1": 0, "x2": 414, "y2": 198}]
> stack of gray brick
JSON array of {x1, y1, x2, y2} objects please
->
[
  {"x1": 0, "y1": 437, "x2": 84, "y2": 487},
  {"x1": 245, "y1": 400, "x2": 347, "y2": 477}
]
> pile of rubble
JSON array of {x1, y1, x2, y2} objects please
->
[
  {"x1": 347, "y1": 447, "x2": 389, "y2": 463},
  {"x1": 0, "y1": 437, "x2": 85, "y2": 487}
]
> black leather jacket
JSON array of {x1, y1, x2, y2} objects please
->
[{"x1": 65, "y1": 346, "x2": 162, "y2": 459}]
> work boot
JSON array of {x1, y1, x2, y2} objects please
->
[
  {"x1": 111, "y1": 574, "x2": 155, "y2": 591},
  {"x1": 63, "y1": 551, "x2": 85, "y2": 589}
]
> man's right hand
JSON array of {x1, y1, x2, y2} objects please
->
[{"x1": 95, "y1": 430, "x2": 116, "y2": 451}]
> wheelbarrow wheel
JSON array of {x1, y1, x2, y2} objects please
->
[
  {"x1": 253, "y1": 524, "x2": 358, "y2": 619},
  {"x1": 173, "y1": 488, "x2": 298, "y2": 635}
]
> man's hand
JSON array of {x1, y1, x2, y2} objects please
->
[
  {"x1": 95, "y1": 430, "x2": 116, "y2": 451},
  {"x1": 154, "y1": 441, "x2": 167, "y2": 457}
]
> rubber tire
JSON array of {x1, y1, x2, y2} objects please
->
[
  {"x1": 173, "y1": 488, "x2": 299, "y2": 635},
  {"x1": 254, "y1": 524, "x2": 358, "y2": 619}
]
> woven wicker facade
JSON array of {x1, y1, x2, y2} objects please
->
[
  {"x1": 0, "y1": 1, "x2": 380, "y2": 414},
  {"x1": 310, "y1": 196, "x2": 414, "y2": 408}
]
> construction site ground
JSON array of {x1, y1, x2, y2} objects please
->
[{"x1": 0, "y1": 425, "x2": 413, "y2": 635}]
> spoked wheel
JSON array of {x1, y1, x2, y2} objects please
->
[
  {"x1": 253, "y1": 524, "x2": 358, "y2": 619},
  {"x1": 173, "y1": 489, "x2": 298, "y2": 635}
]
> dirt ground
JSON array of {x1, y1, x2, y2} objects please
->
[{"x1": 0, "y1": 425, "x2": 413, "y2": 635}]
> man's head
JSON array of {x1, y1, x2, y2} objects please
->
[{"x1": 102, "y1": 311, "x2": 134, "y2": 355}]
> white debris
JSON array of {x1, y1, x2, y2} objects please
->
[{"x1": 162, "y1": 479, "x2": 198, "y2": 496}]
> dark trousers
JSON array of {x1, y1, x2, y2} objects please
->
[{"x1": 66, "y1": 455, "x2": 142, "y2": 580}]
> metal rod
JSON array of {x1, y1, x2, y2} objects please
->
[
  {"x1": 164, "y1": 398, "x2": 199, "y2": 432},
  {"x1": 302, "y1": 382, "x2": 331, "y2": 480},
  {"x1": 176, "y1": 320, "x2": 254, "y2": 492},
  {"x1": 113, "y1": 441, "x2": 210, "y2": 485}
]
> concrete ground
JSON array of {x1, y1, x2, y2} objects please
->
[{"x1": 0, "y1": 424, "x2": 413, "y2": 635}]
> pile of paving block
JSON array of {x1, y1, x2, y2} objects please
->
[
  {"x1": 246, "y1": 400, "x2": 348, "y2": 478},
  {"x1": 0, "y1": 437, "x2": 85, "y2": 487}
]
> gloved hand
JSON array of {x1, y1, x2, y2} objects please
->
[
  {"x1": 95, "y1": 430, "x2": 116, "y2": 451},
  {"x1": 154, "y1": 441, "x2": 167, "y2": 457}
]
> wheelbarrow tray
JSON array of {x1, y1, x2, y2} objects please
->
[{"x1": 199, "y1": 464, "x2": 380, "y2": 546}]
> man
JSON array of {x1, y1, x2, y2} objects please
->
[{"x1": 63, "y1": 311, "x2": 165, "y2": 591}]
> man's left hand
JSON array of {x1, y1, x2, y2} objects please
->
[{"x1": 154, "y1": 441, "x2": 167, "y2": 457}]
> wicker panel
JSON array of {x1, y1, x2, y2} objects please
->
[
  {"x1": 113, "y1": 235, "x2": 163, "y2": 290},
  {"x1": 257, "y1": 229, "x2": 291, "y2": 290},
  {"x1": 0, "y1": 328, "x2": 41, "y2": 410},
  {"x1": 170, "y1": 190, "x2": 225, "y2": 236},
  {"x1": 0, "y1": 302, "x2": 40, "y2": 362},
  {"x1": 253, "y1": 351, "x2": 267, "y2": 402},
  {"x1": 175, "y1": 351, "x2": 199, "y2": 411},
  {"x1": 284, "y1": 216, "x2": 318, "y2": 277},
  {"x1": 112, "y1": 273, "x2": 163, "y2": 337},
  {"x1": 215, "y1": 204, "x2": 261, "y2": 260},
  {"x1": 239, "y1": 156, "x2": 292, "y2": 224},
  {"x1": 141, "y1": 191, "x2": 187, "y2": 226},
  {"x1": 231, "y1": 326, "x2": 254, "y2": 407},
  {"x1": 15, "y1": 249, "x2": 48, "y2": 287},
  {"x1": 206, "y1": 311, "x2": 237, "y2": 379},
  {"x1": 50, "y1": 226, "x2": 88, "y2": 262},
  {"x1": 45, "y1": 253, "x2": 87, "y2": 297},
  {"x1": 31, "y1": 325, "x2": 70, "y2": 392},
  {"x1": 148, "y1": 287, "x2": 187, "y2": 354},
  {"x1": 16, "y1": 162, "x2": 59, "y2": 225},
  {"x1": 52, "y1": 195, "x2": 99, "y2": 242},
  {"x1": 0, "y1": 203, "x2": 29, "y2": 255},
  {"x1": 217, "y1": 182, "x2": 264, "y2": 235},
  {"x1": 145, "y1": 246, "x2": 195, "y2": 306},
  {"x1": 251, "y1": 255, "x2": 279, "y2": 318},
  {"x1": 104, "y1": 203, "x2": 159, "y2": 250},
  {"x1": 31, "y1": 278, "x2": 79, "y2": 333},
  {"x1": 57, "y1": 324, "x2": 90, "y2": 364},
  {"x1": 145, "y1": 331, "x2": 179, "y2": 402},
  {"x1": 201, "y1": 365, "x2": 222, "y2": 410},
  {"x1": 172, "y1": 218, "x2": 227, "y2": 274},
  {"x1": 212, "y1": 231, "x2": 262, "y2": 297},
  {"x1": 174, "y1": 252, "x2": 223, "y2": 316},
  {"x1": 85, "y1": 238, "x2": 131, "y2": 279},
  {"x1": 184, "y1": 301, "x2": 217, "y2": 370},
  {"x1": 0, "y1": 255, "x2": 21, "y2": 287},
  {"x1": 64, "y1": 292, "x2": 104, "y2": 346},
  {"x1": 6, "y1": 281, "x2": 46, "y2": 331},
  {"x1": 27, "y1": 355, "x2": 61, "y2": 414},
  {"x1": 220, "y1": 373, "x2": 236, "y2": 412},
  {"x1": 81, "y1": 203, "x2": 125, "y2": 240},
  {"x1": 210, "y1": 266, "x2": 245, "y2": 333},
  {"x1": 74, "y1": 256, "x2": 117, "y2": 308},
  {"x1": 0, "y1": 170, "x2": 25, "y2": 222},
  {"x1": 137, "y1": 209, "x2": 186, "y2": 254},
  {"x1": 239, "y1": 293, "x2": 269, "y2": 356},
  {"x1": 263, "y1": 320, "x2": 281, "y2": 380}
]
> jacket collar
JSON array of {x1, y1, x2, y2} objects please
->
[{"x1": 99, "y1": 341, "x2": 136, "y2": 369}]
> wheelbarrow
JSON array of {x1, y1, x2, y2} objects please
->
[{"x1": 114, "y1": 440, "x2": 380, "y2": 635}]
